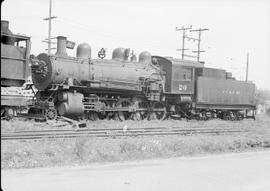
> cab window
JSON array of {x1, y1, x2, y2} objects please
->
[{"x1": 173, "y1": 68, "x2": 192, "y2": 81}]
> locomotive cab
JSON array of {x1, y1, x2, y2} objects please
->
[
  {"x1": 1, "y1": 20, "x2": 31, "y2": 87},
  {"x1": 152, "y1": 56, "x2": 203, "y2": 104}
]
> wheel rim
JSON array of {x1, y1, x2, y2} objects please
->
[
  {"x1": 132, "y1": 111, "x2": 142, "y2": 121},
  {"x1": 132, "y1": 100, "x2": 148, "y2": 121},
  {"x1": 115, "y1": 99, "x2": 132, "y2": 121},
  {"x1": 117, "y1": 111, "x2": 126, "y2": 121},
  {"x1": 88, "y1": 112, "x2": 99, "y2": 121},
  {"x1": 149, "y1": 102, "x2": 166, "y2": 120}
]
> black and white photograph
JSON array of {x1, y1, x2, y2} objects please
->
[{"x1": 1, "y1": 0, "x2": 270, "y2": 190}]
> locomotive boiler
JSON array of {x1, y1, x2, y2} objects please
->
[{"x1": 30, "y1": 36, "x2": 165, "y2": 120}]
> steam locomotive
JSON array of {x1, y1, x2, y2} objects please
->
[{"x1": 29, "y1": 36, "x2": 256, "y2": 121}]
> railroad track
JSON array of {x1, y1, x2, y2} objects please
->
[{"x1": 1, "y1": 127, "x2": 248, "y2": 141}]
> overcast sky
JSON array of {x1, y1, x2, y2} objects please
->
[{"x1": 2, "y1": 0, "x2": 270, "y2": 89}]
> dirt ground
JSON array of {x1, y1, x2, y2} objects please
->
[
  {"x1": 2, "y1": 113, "x2": 270, "y2": 132},
  {"x1": 1, "y1": 114, "x2": 270, "y2": 169}
]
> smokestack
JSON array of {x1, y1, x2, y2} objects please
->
[
  {"x1": 1, "y1": 20, "x2": 15, "y2": 45},
  {"x1": 56, "y1": 36, "x2": 67, "y2": 56},
  {"x1": 1, "y1": 20, "x2": 11, "y2": 34}
]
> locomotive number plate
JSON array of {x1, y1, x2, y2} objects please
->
[{"x1": 179, "y1": 84, "x2": 187, "y2": 91}]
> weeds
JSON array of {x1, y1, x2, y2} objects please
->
[
  {"x1": 1, "y1": 114, "x2": 270, "y2": 169},
  {"x1": 73, "y1": 136, "x2": 89, "y2": 160}
]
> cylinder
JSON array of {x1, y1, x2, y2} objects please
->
[
  {"x1": 57, "y1": 92, "x2": 84, "y2": 116},
  {"x1": 58, "y1": 92, "x2": 68, "y2": 102},
  {"x1": 56, "y1": 36, "x2": 68, "y2": 56}
]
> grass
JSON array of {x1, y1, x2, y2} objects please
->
[
  {"x1": 2, "y1": 113, "x2": 270, "y2": 132},
  {"x1": 1, "y1": 114, "x2": 270, "y2": 169}
]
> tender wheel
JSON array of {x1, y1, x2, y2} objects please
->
[
  {"x1": 236, "y1": 112, "x2": 244, "y2": 120},
  {"x1": 148, "y1": 102, "x2": 167, "y2": 120},
  {"x1": 45, "y1": 108, "x2": 57, "y2": 120},
  {"x1": 115, "y1": 98, "x2": 132, "y2": 121}
]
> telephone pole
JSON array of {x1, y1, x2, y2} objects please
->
[
  {"x1": 190, "y1": 28, "x2": 209, "y2": 62},
  {"x1": 246, "y1": 52, "x2": 249, "y2": 82},
  {"x1": 176, "y1": 26, "x2": 192, "y2": 60},
  {"x1": 43, "y1": 0, "x2": 57, "y2": 54}
]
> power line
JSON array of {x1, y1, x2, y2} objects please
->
[
  {"x1": 190, "y1": 28, "x2": 209, "y2": 62},
  {"x1": 246, "y1": 52, "x2": 249, "y2": 82},
  {"x1": 176, "y1": 26, "x2": 209, "y2": 62},
  {"x1": 176, "y1": 26, "x2": 192, "y2": 60},
  {"x1": 55, "y1": 17, "x2": 172, "y2": 51},
  {"x1": 43, "y1": 0, "x2": 57, "y2": 54}
]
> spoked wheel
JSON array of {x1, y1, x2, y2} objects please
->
[
  {"x1": 115, "y1": 98, "x2": 132, "y2": 121},
  {"x1": 236, "y1": 112, "x2": 244, "y2": 120},
  {"x1": 222, "y1": 112, "x2": 233, "y2": 120},
  {"x1": 86, "y1": 111, "x2": 99, "y2": 121},
  {"x1": 148, "y1": 102, "x2": 167, "y2": 120},
  {"x1": 99, "y1": 100, "x2": 112, "y2": 120},
  {"x1": 1, "y1": 108, "x2": 5, "y2": 118},
  {"x1": 200, "y1": 111, "x2": 208, "y2": 121},
  {"x1": 45, "y1": 108, "x2": 57, "y2": 120},
  {"x1": 1, "y1": 107, "x2": 14, "y2": 120},
  {"x1": 131, "y1": 100, "x2": 148, "y2": 121}
]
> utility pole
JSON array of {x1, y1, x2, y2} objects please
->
[
  {"x1": 190, "y1": 28, "x2": 209, "y2": 62},
  {"x1": 43, "y1": 0, "x2": 57, "y2": 54},
  {"x1": 246, "y1": 52, "x2": 249, "y2": 82},
  {"x1": 176, "y1": 26, "x2": 192, "y2": 60}
]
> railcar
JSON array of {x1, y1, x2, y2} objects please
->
[
  {"x1": 153, "y1": 56, "x2": 256, "y2": 120},
  {"x1": 1, "y1": 20, "x2": 33, "y2": 119}
]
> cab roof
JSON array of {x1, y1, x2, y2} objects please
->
[
  {"x1": 1, "y1": 32, "x2": 30, "y2": 42},
  {"x1": 165, "y1": 57, "x2": 204, "y2": 68}
]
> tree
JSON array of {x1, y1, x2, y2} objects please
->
[{"x1": 255, "y1": 88, "x2": 270, "y2": 105}]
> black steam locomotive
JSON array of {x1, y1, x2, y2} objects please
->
[
  {"x1": 1, "y1": 20, "x2": 33, "y2": 119},
  {"x1": 29, "y1": 36, "x2": 256, "y2": 121}
]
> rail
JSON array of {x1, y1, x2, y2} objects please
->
[{"x1": 1, "y1": 127, "x2": 248, "y2": 141}]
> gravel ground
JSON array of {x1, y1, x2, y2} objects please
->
[
  {"x1": 1, "y1": 114, "x2": 270, "y2": 169},
  {"x1": 2, "y1": 113, "x2": 270, "y2": 132}
]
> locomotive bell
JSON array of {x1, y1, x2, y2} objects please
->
[
  {"x1": 112, "y1": 48, "x2": 125, "y2": 61},
  {"x1": 76, "y1": 43, "x2": 91, "y2": 59},
  {"x1": 139, "y1": 51, "x2": 152, "y2": 62}
]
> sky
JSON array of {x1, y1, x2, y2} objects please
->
[{"x1": 2, "y1": 0, "x2": 270, "y2": 90}]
